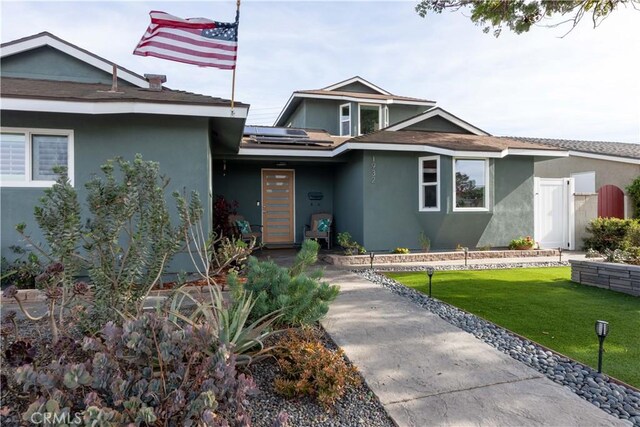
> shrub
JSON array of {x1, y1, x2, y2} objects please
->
[
  {"x1": 627, "y1": 176, "x2": 640, "y2": 219},
  {"x1": 508, "y1": 236, "x2": 535, "y2": 250},
  {"x1": 14, "y1": 313, "x2": 256, "y2": 426},
  {"x1": 16, "y1": 156, "x2": 193, "y2": 331},
  {"x1": 336, "y1": 232, "x2": 366, "y2": 256},
  {"x1": 231, "y1": 240, "x2": 339, "y2": 326},
  {"x1": 583, "y1": 217, "x2": 635, "y2": 252},
  {"x1": 622, "y1": 221, "x2": 640, "y2": 264},
  {"x1": 273, "y1": 327, "x2": 360, "y2": 408},
  {"x1": 212, "y1": 194, "x2": 239, "y2": 238},
  {"x1": 392, "y1": 247, "x2": 410, "y2": 254},
  {"x1": 419, "y1": 232, "x2": 431, "y2": 252},
  {"x1": 0, "y1": 247, "x2": 42, "y2": 289}
]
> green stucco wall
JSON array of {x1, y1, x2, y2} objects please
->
[
  {"x1": 403, "y1": 116, "x2": 471, "y2": 133},
  {"x1": 388, "y1": 105, "x2": 426, "y2": 126},
  {"x1": 1, "y1": 46, "x2": 132, "y2": 85},
  {"x1": 360, "y1": 151, "x2": 534, "y2": 250},
  {"x1": 212, "y1": 160, "x2": 335, "y2": 243},
  {"x1": 334, "y1": 82, "x2": 380, "y2": 94},
  {"x1": 0, "y1": 111, "x2": 211, "y2": 272},
  {"x1": 333, "y1": 152, "x2": 365, "y2": 244}
]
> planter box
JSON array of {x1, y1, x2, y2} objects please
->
[
  {"x1": 570, "y1": 260, "x2": 640, "y2": 297},
  {"x1": 324, "y1": 249, "x2": 559, "y2": 266}
]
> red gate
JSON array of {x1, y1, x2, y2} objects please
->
[{"x1": 597, "y1": 185, "x2": 624, "y2": 218}]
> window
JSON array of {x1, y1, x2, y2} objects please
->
[
  {"x1": 453, "y1": 158, "x2": 488, "y2": 211},
  {"x1": 571, "y1": 171, "x2": 596, "y2": 193},
  {"x1": 0, "y1": 128, "x2": 73, "y2": 187},
  {"x1": 419, "y1": 156, "x2": 440, "y2": 211},
  {"x1": 339, "y1": 103, "x2": 351, "y2": 136},
  {"x1": 358, "y1": 104, "x2": 381, "y2": 135}
]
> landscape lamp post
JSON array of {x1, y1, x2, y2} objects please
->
[
  {"x1": 595, "y1": 320, "x2": 609, "y2": 373},
  {"x1": 463, "y1": 247, "x2": 469, "y2": 267},
  {"x1": 558, "y1": 247, "x2": 563, "y2": 263},
  {"x1": 426, "y1": 267, "x2": 434, "y2": 298},
  {"x1": 369, "y1": 252, "x2": 375, "y2": 269}
]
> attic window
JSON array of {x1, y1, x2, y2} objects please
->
[
  {"x1": 359, "y1": 104, "x2": 380, "y2": 135},
  {"x1": 0, "y1": 128, "x2": 73, "y2": 188},
  {"x1": 339, "y1": 103, "x2": 351, "y2": 136}
]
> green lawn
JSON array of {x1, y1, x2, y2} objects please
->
[{"x1": 386, "y1": 267, "x2": 640, "y2": 388}]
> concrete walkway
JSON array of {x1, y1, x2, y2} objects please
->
[{"x1": 320, "y1": 268, "x2": 625, "y2": 427}]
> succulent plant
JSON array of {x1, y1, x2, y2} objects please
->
[
  {"x1": 14, "y1": 313, "x2": 256, "y2": 426},
  {"x1": 4, "y1": 340, "x2": 37, "y2": 367}
]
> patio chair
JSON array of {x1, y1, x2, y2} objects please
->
[
  {"x1": 229, "y1": 214, "x2": 262, "y2": 244},
  {"x1": 303, "y1": 213, "x2": 333, "y2": 249}
]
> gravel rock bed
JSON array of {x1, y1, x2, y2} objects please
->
[
  {"x1": 248, "y1": 327, "x2": 395, "y2": 427},
  {"x1": 355, "y1": 269, "x2": 640, "y2": 427}
]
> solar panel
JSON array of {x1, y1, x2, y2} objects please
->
[{"x1": 244, "y1": 126, "x2": 308, "y2": 139}]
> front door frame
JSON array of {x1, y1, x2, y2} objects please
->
[{"x1": 261, "y1": 168, "x2": 296, "y2": 245}]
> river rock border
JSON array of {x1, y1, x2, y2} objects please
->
[{"x1": 355, "y1": 269, "x2": 640, "y2": 426}]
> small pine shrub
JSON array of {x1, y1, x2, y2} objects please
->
[
  {"x1": 273, "y1": 327, "x2": 360, "y2": 408},
  {"x1": 583, "y1": 217, "x2": 636, "y2": 252},
  {"x1": 231, "y1": 240, "x2": 339, "y2": 326}
]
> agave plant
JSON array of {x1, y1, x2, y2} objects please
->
[{"x1": 167, "y1": 280, "x2": 281, "y2": 365}]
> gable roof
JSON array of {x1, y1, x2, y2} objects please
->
[
  {"x1": 385, "y1": 107, "x2": 490, "y2": 136},
  {"x1": 322, "y1": 76, "x2": 391, "y2": 95},
  {"x1": 274, "y1": 78, "x2": 436, "y2": 126},
  {"x1": 1, "y1": 32, "x2": 148, "y2": 88},
  {"x1": 0, "y1": 33, "x2": 249, "y2": 118},
  {"x1": 510, "y1": 136, "x2": 640, "y2": 164}
]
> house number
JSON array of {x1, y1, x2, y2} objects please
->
[{"x1": 371, "y1": 155, "x2": 376, "y2": 184}]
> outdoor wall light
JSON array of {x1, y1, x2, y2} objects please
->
[
  {"x1": 595, "y1": 320, "x2": 609, "y2": 373},
  {"x1": 369, "y1": 252, "x2": 375, "y2": 269},
  {"x1": 426, "y1": 267, "x2": 435, "y2": 297}
]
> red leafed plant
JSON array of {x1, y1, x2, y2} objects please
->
[{"x1": 213, "y1": 195, "x2": 239, "y2": 238}]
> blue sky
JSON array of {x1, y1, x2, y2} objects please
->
[{"x1": 2, "y1": 1, "x2": 639, "y2": 142}]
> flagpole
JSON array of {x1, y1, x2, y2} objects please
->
[{"x1": 230, "y1": 0, "x2": 240, "y2": 113}]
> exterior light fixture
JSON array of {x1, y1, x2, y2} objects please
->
[
  {"x1": 463, "y1": 247, "x2": 469, "y2": 267},
  {"x1": 426, "y1": 267, "x2": 435, "y2": 297},
  {"x1": 369, "y1": 252, "x2": 375, "y2": 269},
  {"x1": 595, "y1": 320, "x2": 609, "y2": 373},
  {"x1": 558, "y1": 247, "x2": 563, "y2": 262}
]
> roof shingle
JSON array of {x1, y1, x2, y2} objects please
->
[{"x1": 508, "y1": 137, "x2": 640, "y2": 160}]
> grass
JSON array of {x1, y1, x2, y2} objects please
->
[{"x1": 386, "y1": 267, "x2": 640, "y2": 388}]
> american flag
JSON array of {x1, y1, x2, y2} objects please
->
[{"x1": 133, "y1": 10, "x2": 238, "y2": 69}]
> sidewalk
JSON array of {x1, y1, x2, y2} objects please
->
[{"x1": 320, "y1": 268, "x2": 625, "y2": 427}]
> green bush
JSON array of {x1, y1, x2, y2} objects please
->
[
  {"x1": 508, "y1": 236, "x2": 535, "y2": 250},
  {"x1": 336, "y1": 232, "x2": 366, "y2": 255},
  {"x1": 583, "y1": 217, "x2": 636, "y2": 252},
  {"x1": 622, "y1": 221, "x2": 640, "y2": 264},
  {"x1": 231, "y1": 239, "x2": 339, "y2": 326},
  {"x1": 627, "y1": 176, "x2": 640, "y2": 219},
  {"x1": 392, "y1": 247, "x2": 410, "y2": 254}
]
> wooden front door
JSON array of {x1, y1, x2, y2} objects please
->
[{"x1": 261, "y1": 169, "x2": 295, "y2": 244}]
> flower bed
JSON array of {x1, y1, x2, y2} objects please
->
[{"x1": 324, "y1": 249, "x2": 559, "y2": 266}]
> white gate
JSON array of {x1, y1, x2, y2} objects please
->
[{"x1": 534, "y1": 178, "x2": 574, "y2": 249}]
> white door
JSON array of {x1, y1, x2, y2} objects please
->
[{"x1": 534, "y1": 178, "x2": 574, "y2": 249}]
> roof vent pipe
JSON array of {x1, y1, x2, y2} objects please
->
[{"x1": 145, "y1": 74, "x2": 167, "y2": 91}]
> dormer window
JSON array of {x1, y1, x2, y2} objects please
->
[
  {"x1": 339, "y1": 103, "x2": 351, "y2": 136},
  {"x1": 358, "y1": 104, "x2": 381, "y2": 135}
]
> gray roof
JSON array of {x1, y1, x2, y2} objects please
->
[{"x1": 509, "y1": 137, "x2": 640, "y2": 160}]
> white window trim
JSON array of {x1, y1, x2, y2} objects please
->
[
  {"x1": 1, "y1": 127, "x2": 74, "y2": 188},
  {"x1": 357, "y1": 103, "x2": 382, "y2": 136},
  {"x1": 339, "y1": 103, "x2": 351, "y2": 136},
  {"x1": 418, "y1": 156, "x2": 440, "y2": 212},
  {"x1": 452, "y1": 157, "x2": 489, "y2": 212}
]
